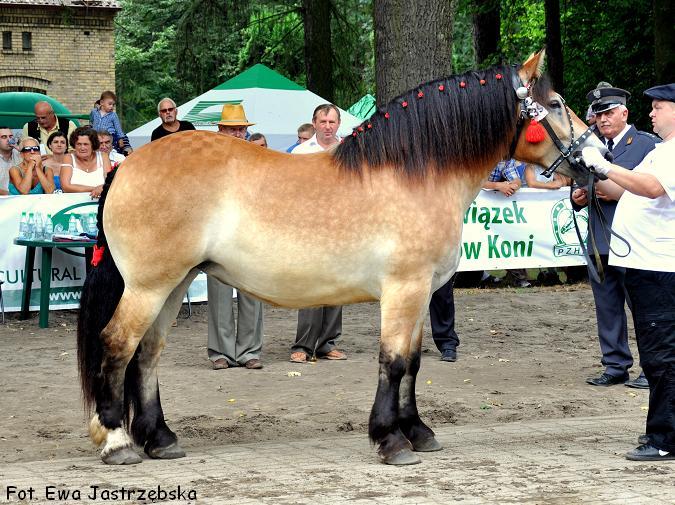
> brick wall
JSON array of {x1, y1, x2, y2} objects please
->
[{"x1": 0, "y1": 6, "x2": 118, "y2": 116}]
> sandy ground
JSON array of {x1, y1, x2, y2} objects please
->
[{"x1": 0, "y1": 283, "x2": 650, "y2": 466}]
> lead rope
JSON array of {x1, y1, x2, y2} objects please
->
[
  {"x1": 571, "y1": 182, "x2": 604, "y2": 283},
  {"x1": 571, "y1": 175, "x2": 633, "y2": 284}
]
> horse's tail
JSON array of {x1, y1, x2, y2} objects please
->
[{"x1": 77, "y1": 169, "x2": 125, "y2": 416}]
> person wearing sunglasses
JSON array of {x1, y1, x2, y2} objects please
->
[
  {"x1": 150, "y1": 98, "x2": 195, "y2": 142},
  {"x1": 8, "y1": 137, "x2": 55, "y2": 195}
]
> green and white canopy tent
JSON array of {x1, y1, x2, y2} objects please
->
[{"x1": 127, "y1": 64, "x2": 363, "y2": 151}]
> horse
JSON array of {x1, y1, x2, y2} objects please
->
[{"x1": 77, "y1": 50, "x2": 606, "y2": 466}]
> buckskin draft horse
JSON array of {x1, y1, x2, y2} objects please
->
[{"x1": 78, "y1": 51, "x2": 606, "y2": 465}]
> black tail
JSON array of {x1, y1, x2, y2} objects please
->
[{"x1": 77, "y1": 170, "x2": 125, "y2": 416}]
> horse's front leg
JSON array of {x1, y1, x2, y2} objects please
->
[
  {"x1": 399, "y1": 327, "x2": 442, "y2": 452},
  {"x1": 370, "y1": 282, "x2": 429, "y2": 465}
]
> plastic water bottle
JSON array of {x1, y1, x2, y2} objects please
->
[
  {"x1": 68, "y1": 214, "x2": 77, "y2": 235},
  {"x1": 87, "y1": 213, "x2": 98, "y2": 236},
  {"x1": 18, "y1": 212, "x2": 28, "y2": 239},
  {"x1": 44, "y1": 214, "x2": 54, "y2": 241},
  {"x1": 35, "y1": 213, "x2": 44, "y2": 240},
  {"x1": 27, "y1": 213, "x2": 35, "y2": 239}
]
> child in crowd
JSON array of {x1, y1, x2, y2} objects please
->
[{"x1": 89, "y1": 91, "x2": 131, "y2": 155}]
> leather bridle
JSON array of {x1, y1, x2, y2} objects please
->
[{"x1": 509, "y1": 70, "x2": 596, "y2": 181}]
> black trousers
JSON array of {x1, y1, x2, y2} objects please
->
[
  {"x1": 625, "y1": 269, "x2": 675, "y2": 452},
  {"x1": 429, "y1": 274, "x2": 459, "y2": 353},
  {"x1": 589, "y1": 255, "x2": 633, "y2": 376}
]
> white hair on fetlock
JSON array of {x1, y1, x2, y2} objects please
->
[
  {"x1": 89, "y1": 414, "x2": 108, "y2": 447},
  {"x1": 100, "y1": 428, "x2": 133, "y2": 458}
]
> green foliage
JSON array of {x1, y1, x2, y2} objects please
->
[
  {"x1": 563, "y1": 0, "x2": 654, "y2": 131},
  {"x1": 174, "y1": 0, "x2": 252, "y2": 100},
  {"x1": 114, "y1": 0, "x2": 183, "y2": 129},
  {"x1": 114, "y1": 0, "x2": 655, "y2": 133}
]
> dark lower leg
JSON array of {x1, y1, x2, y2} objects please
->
[
  {"x1": 127, "y1": 343, "x2": 179, "y2": 456},
  {"x1": 398, "y1": 352, "x2": 438, "y2": 450},
  {"x1": 369, "y1": 352, "x2": 411, "y2": 459}
]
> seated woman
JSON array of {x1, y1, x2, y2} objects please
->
[
  {"x1": 8, "y1": 137, "x2": 56, "y2": 195},
  {"x1": 60, "y1": 127, "x2": 111, "y2": 199},
  {"x1": 43, "y1": 130, "x2": 69, "y2": 191}
]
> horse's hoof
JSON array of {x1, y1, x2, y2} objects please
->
[
  {"x1": 412, "y1": 436, "x2": 443, "y2": 452},
  {"x1": 102, "y1": 447, "x2": 142, "y2": 465},
  {"x1": 381, "y1": 448, "x2": 422, "y2": 465},
  {"x1": 147, "y1": 442, "x2": 186, "y2": 460}
]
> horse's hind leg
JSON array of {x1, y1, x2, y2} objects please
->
[
  {"x1": 370, "y1": 282, "x2": 429, "y2": 465},
  {"x1": 128, "y1": 271, "x2": 197, "y2": 460},
  {"x1": 399, "y1": 326, "x2": 442, "y2": 452},
  {"x1": 90, "y1": 288, "x2": 173, "y2": 465}
]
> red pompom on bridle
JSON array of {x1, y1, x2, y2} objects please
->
[
  {"x1": 525, "y1": 120, "x2": 546, "y2": 143},
  {"x1": 91, "y1": 245, "x2": 105, "y2": 267}
]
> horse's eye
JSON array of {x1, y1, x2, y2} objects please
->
[{"x1": 549, "y1": 101, "x2": 562, "y2": 109}]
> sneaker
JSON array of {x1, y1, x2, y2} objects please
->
[
  {"x1": 625, "y1": 444, "x2": 675, "y2": 461},
  {"x1": 516, "y1": 280, "x2": 532, "y2": 288},
  {"x1": 586, "y1": 372, "x2": 629, "y2": 386},
  {"x1": 440, "y1": 349, "x2": 457, "y2": 362},
  {"x1": 625, "y1": 375, "x2": 649, "y2": 389}
]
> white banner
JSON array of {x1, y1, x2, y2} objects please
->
[
  {"x1": 458, "y1": 188, "x2": 588, "y2": 270},
  {"x1": 0, "y1": 189, "x2": 587, "y2": 312}
]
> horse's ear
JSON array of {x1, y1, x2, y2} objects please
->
[{"x1": 519, "y1": 49, "x2": 546, "y2": 84}]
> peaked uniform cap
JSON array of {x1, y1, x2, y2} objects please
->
[
  {"x1": 217, "y1": 103, "x2": 255, "y2": 127},
  {"x1": 586, "y1": 81, "x2": 631, "y2": 114},
  {"x1": 644, "y1": 84, "x2": 675, "y2": 102}
]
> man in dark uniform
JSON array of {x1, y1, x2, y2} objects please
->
[
  {"x1": 572, "y1": 82, "x2": 658, "y2": 388},
  {"x1": 429, "y1": 274, "x2": 459, "y2": 362}
]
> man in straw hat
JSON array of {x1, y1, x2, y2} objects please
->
[
  {"x1": 573, "y1": 81, "x2": 658, "y2": 390},
  {"x1": 207, "y1": 103, "x2": 265, "y2": 370},
  {"x1": 581, "y1": 83, "x2": 675, "y2": 461}
]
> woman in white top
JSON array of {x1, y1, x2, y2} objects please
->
[{"x1": 60, "y1": 127, "x2": 111, "y2": 198}]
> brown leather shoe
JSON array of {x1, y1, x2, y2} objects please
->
[
  {"x1": 290, "y1": 351, "x2": 307, "y2": 363},
  {"x1": 212, "y1": 358, "x2": 229, "y2": 370},
  {"x1": 320, "y1": 349, "x2": 347, "y2": 360},
  {"x1": 244, "y1": 359, "x2": 263, "y2": 369}
]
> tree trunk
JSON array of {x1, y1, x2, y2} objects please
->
[
  {"x1": 374, "y1": 0, "x2": 456, "y2": 105},
  {"x1": 544, "y1": 0, "x2": 564, "y2": 93},
  {"x1": 302, "y1": 0, "x2": 334, "y2": 102},
  {"x1": 472, "y1": 0, "x2": 500, "y2": 65},
  {"x1": 654, "y1": 0, "x2": 675, "y2": 83}
]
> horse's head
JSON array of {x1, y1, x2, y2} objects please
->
[{"x1": 511, "y1": 51, "x2": 608, "y2": 186}]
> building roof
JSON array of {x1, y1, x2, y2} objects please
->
[{"x1": 0, "y1": 0, "x2": 121, "y2": 8}]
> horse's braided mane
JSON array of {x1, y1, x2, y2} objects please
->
[{"x1": 333, "y1": 64, "x2": 550, "y2": 178}]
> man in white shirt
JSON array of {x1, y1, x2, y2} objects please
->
[
  {"x1": 289, "y1": 104, "x2": 347, "y2": 363},
  {"x1": 581, "y1": 83, "x2": 675, "y2": 462},
  {"x1": 0, "y1": 126, "x2": 21, "y2": 195},
  {"x1": 97, "y1": 131, "x2": 126, "y2": 165}
]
